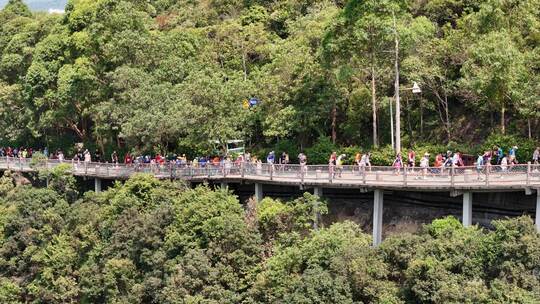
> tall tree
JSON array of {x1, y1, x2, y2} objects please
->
[
  {"x1": 323, "y1": 0, "x2": 408, "y2": 147},
  {"x1": 461, "y1": 31, "x2": 525, "y2": 134}
]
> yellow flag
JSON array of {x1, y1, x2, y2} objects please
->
[{"x1": 242, "y1": 99, "x2": 249, "y2": 109}]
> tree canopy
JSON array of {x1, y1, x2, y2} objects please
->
[
  {"x1": 0, "y1": 0, "x2": 538, "y2": 157},
  {"x1": 0, "y1": 173, "x2": 539, "y2": 302}
]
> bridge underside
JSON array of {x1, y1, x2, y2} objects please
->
[
  {"x1": 192, "y1": 180, "x2": 540, "y2": 246},
  {"x1": 2, "y1": 162, "x2": 540, "y2": 246}
]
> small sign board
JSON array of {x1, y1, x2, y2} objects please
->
[{"x1": 249, "y1": 97, "x2": 259, "y2": 107}]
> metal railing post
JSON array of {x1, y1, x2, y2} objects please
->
[
  {"x1": 18, "y1": 158, "x2": 22, "y2": 170},
  {"x1": 241, "y1": 161, "x2": 245, "y2": 179},
  {"x1": 6, "y1": 156, "x2": 10, "y2": 170},
  {"x1": 450, "y1": 166, "x2": 455, "y2": 187},
  {"x1": 485, "y1": 165, "x2": 490, "y2": 186},
  {"x1": 527, "y1": 162, "x2": 531, "y2": 187},
  {"x1": 270, "y1": 164, "x2": 274, "y2": 181},
  {"x1": 403, "y1": 166, "x2": 408, "y2": 186},
  {"x1": 362, "y1": 167, "x2": 366, "y2": 185}
]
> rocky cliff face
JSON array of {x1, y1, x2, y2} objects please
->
[
  {"x1": 323, "y1": 190, "x2": 536, "y2": 237},
  {"x1": 228, "y1": 183, "x2": 537, "y2": 236}
]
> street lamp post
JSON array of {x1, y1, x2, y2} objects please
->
[
  {"x1": 393, "y1": 82, "x2": 421, "y2": 154},
  {"x1": 392, "y1": 11, "x2": 421, "y2": 154},
  {"x1": 394, "y1": 35, "x2": 401, "y2": 154}
]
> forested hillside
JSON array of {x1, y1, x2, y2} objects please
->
[
  {"x1": 0, "y1": 172, "x2": 539, "y2": 303},
  {"x1": 0, "y1": 0, "x2": 538, "y2": 157}
]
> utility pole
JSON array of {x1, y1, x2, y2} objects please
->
[
  {"x1": 392, "y1": 11, "x2": 401, "y2": 154},
  {"x1": 389, "y1": 97, "x2": 394, "y2": 150}
]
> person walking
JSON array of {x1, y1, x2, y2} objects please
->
[
  {"x1": 476, "y1": 153, "x2": 485, "y2": 180},
  {"x1": 434, "y1": 153, "x2": 443, "y2": 171},
  {"x1": 509, "y1": 146, "x2": 518, "y2": 164},
  {"x1": 124, "y1": 152, "x2": 133, "y2": 165},
  {"x1": 84, "y1": 149, "x2": 91, "y2": 163},
  {"x1": 533, "y1": 147, "x2": 540, "y2": 167},
  {"x1": 76, "y1": 148, "x2": 83, "y2": 163},
  {"x1": 483, "y1": 151, "x2": 493, "y2": 175},
  {"x1": 267, "y1": 151, "x2": 275, "y2": 173},
  {"x1": 280, "y1": 152, "x2": 289, "y2": 171},
  {"x1": 57, "y1": 150, "x2": 64, "y2": 162},
  {"x1": 359, "y1": 153, "x2": 367, "y2": 175},
  {"x1": 224, "y1": 156, "x2": 232, "y2": 176},
  {"x1": 442, "y1": 152, "x2": 453, "y2": 174},
  {"x1": 407, "y1": 149, "x2": 416, "y2": 171},
  {"x1": 451, "y1": 151, "x2": 461, "y2": 167},
  {"x1": 298, "y1": 152, "x2": 307, "y2": 177},
  {"x1": 329, "y1": 152, "x2": 337, "y2": 179},
  {"x1": 392, "y1": 153, "x2": 403, "y2": 175},
  {"x1": 355, "y1": 152, "x2": 362, "y2": 174},
  {"x1": 495, "y1": 146, "x2": 503, "y2": 165},
  {"x1": 336, "y1": 154, "x2": 346, "y2": 178},
  {"x1": 419, "y1": 152, "x2": 430, "y2": 179},
  {"x1": 500, "y1": 154, "x2": 509, "y2": 175},
  {"x1": 111, "y1": 151, "x2": 119, "y2": 165},
  {"x1": 364, "y1": 152, "x2": 372, "y2": 170},
  {"x1": 94, "y1": 149, "x2": 102, "y2": 163}
]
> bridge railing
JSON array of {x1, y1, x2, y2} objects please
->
[{"x1": 0, "y1": 156, "x2": 539, "y2": 187}]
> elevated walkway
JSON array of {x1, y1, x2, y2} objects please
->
[{"x1": 1, "y1": 156, "x2": 539, "y2": 244}]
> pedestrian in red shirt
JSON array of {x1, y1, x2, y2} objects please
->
[{"x1": 124, "y1": 152, "x2": 133, "y2": 165}]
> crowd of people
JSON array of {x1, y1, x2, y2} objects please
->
[
  {"x1": 1, "y1": 145, "x2": 539, "y2": 177},
  {"x1": 324, "y1": 145, "x2": 540, "y2": 179}
]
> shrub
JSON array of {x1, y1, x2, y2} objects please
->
[
  {"x1": 38, "y1": 163, "x2": 78, "y2": 203},
  {"x1": 481, "y1": 133, "x2": 537, "y2": 163},
  {"x1": 271, "y1": 139, "x2": 301, "y2": 163},
  {"x1": 338, "y1": 146, "x2": 362, "y2": 165},
  {"x1": 425, "y1": 216, "x2": 463, "y2": 238},
  {"x1": 306, "y1": 136, "x2": 338, "y2": 165},
  {"x1": 369, "y1": 145, "x2": 396, "y2": 166}
]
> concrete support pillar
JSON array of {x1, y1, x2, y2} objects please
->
[
  {"x1": 373, "y1": 189, "x2": 384, "y2": 246},
  {"x1": 220, "y1": 181, "x2": 228, "y2": 189},
  {"x1": 255, "y1": 183, "x2": 263, "y2": 203},
  {"x1": 536, "y1": 191, "x2": 540, "y2": 233},
  {"x1": 314, "y1": 187, "x2": 323, "y2": 198},
  {"x1": 95, "y1": 178, "x2": 102, "y2": 193},
  {"x1": 312, "y1": 187, "x2": 323, "y2": 230},
  {"x1": 462, "y1": 192, "x2": 473, "y2": 227}
]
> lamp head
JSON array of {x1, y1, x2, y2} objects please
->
[{"x1": 412, "y1": 82, "x2": 422, "y2": 94}]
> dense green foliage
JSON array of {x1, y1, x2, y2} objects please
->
[
  {"x1": 0, "y1": 0, "x2": 538, "y2": 158},
  {"x1": 0, "y1": 173, "x2": 539, "y2": 303}
]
